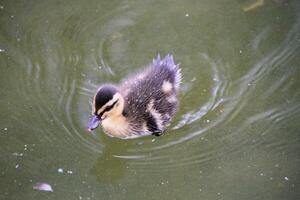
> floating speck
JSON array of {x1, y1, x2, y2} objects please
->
[
  {"x1": 33, "y1": 182, "x2": 53, "y2": 192},
  {"x1": 185, "y1": 13, "x2": 189, "y2": 17},
  {"x1": 12, "y1": 152, "x2": 23, "y2": 157},
  {"x1": 206, "y1": 119, "x2": 210, "y2": 123},
  {"x1": 0, "y1": 5, "x2": 4, "y2": 9},
  {"x1": 239, "y1": 50, "x2": 242, "y2": 54},
  {"x1": 284, "y1": 176, "x2": 289, "y2": 181},
  {"x1": 260, "y1": 173, "x2": 264, "y2": 176},
  {"x1": 151, "y1": 139, "x2": 155, "y2": 142},
  {"x1": 248, "y1": 83, "x2": 251, "y2": 86},
  {"x1": 57, "y1": 168, "x2": 63, "y2": 173},
  {"x1": 4, "y1": 127, "x2": 7, "y2": 131},
  {"x1": 67, "y1": 170, "x2": 73, "y2": 174},
  {"x1": 0, "y1": 49, "x2": 5, "y2": 53},
  {"x1": 15, "y1": 164, "x2": 19, "y2": 169}
]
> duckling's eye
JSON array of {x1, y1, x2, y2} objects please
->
[{"x1": 98, "y1": 99, "x2": 119, "y2": 116}]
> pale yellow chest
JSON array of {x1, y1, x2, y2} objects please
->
[{"x1": 101, "y1": 115, "x2": 130, "y2": 138}]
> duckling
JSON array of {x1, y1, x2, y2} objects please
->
[{"x1": 87, "y1": 54, "x2": 181, "y2": 139}]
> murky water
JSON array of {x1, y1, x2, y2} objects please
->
[{"x1": 1, "y1": 0, "x2": 299, "y2": 199}]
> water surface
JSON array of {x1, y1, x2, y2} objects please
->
[{"x1": 0, "y1": 0, "x2": 299, "y2": 199}]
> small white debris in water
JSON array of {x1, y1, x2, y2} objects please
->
[
  {"x1": 67, "y1": 170, "x2": 73, "y2": 174},
  {"x1": 0, "y1": 49, "x2": 5, "y2": 53},
  {"x1": 248, "y1": 83, "x2": 251, "y2": 86},
  {"x1": 275, "y1": 164, "x2": 279, "y2": 167},
  {"x1": 10, "y1": 15, "x2": 14, "y2": 18},
  {"x1": 185, "y1": 13, "x2": 189, "y2": 17},
  {"x1": 4, "y1": 127, "x2": 8, "y2": 131},
  {"x1": 0, "y1": 5, "x2": 4, "y2": 9},
  {"x1": 33, "y1": 182, "x2": 53, "y2": 192},
  {"x1": 284, "y1": 176, "x2": 289, "y2": 181},
  {"x1": 15, "y1": 164, "x2": 19, "y2": 169},
  {"x1": 239, "y1": 50, "x2": 242, "y2": 54},
  {"x1": 206, "y1": 119, "x2": 210, "y2": 123},
  {"x1": 151, "y1": 139, "x2": 155, "y2": 142},
  {"x1": 57, "y1": 168, "x2": 63, "y2": 173},
  {"x1": 260, "y1": 173, "x2": 264, "y2": 176},
  {"x1": 12, "y1": 152, "x2": 23, "y2": 157}
]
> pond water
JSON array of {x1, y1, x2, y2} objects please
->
[{"x1": 0, "y1": 0, "x2": 299, "y2": 199}]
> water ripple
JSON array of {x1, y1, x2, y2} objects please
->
[{"x1": 110, "y1": 9, "x2": 300, "y2": 171}]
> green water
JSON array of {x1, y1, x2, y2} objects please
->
[{"x1": 1, "y1": 0, "x2": 299, "y2": 199}]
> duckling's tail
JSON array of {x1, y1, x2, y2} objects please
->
[{"x1": 153, "y1": 54, "x2": 182, "y2": 90}]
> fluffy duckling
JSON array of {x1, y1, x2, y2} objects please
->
[{"x1": 87, "y1": 54, "x2": 181, "y2": 139}]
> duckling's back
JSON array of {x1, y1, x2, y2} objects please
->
[{"x1": 120, "y1": 54, "x2": 181, "y2": 137}]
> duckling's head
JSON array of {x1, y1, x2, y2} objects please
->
[{"x1": 87, "y1": 85, "x2": 124, "y2": 131}]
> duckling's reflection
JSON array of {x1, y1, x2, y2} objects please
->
[{"x1": 90, "y1": 134, "x2": 131, "y2": 183}]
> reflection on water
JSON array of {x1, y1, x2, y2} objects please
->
[{"x1": 0, "y1": 0, "x2": 299, "y2": 199}]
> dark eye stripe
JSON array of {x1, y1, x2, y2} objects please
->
[{"x1": 99, "y1": 99, "x2": 119, "y2": 117}]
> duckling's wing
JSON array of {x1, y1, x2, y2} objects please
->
[
  {"x1": 152, "y1": 54, "x2": 181, "y2": 91},
  {"x1": 120, "y1": 54, "x2": 181, "y2": 135}
]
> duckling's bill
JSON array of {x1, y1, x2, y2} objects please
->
[{"x1": 87, "y1": 115, "x2": 101, "y2": 131}]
